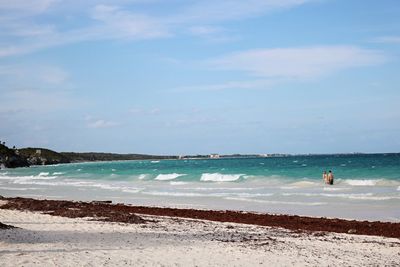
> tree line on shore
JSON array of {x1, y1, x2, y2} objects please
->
[{"x1": 0, "y1": 141, "x2": 177, "y2": 169}]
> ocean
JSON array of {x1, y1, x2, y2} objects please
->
[{"x1": 1, "y1": 154, "x2": 399, "y2": 222}]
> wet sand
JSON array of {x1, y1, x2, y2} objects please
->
[
  {"x1": 1, "y1": 197, "x2": 400, "y2": 266},
  {"x1": 1, "y1": 196, "x2": 400, "y2": 238}
]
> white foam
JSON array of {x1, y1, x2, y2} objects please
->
[
  {"x1": 288, "y1": 181, "x2": 318, "y2": 187},
  {"x1": 151, "y1": 160, "x2": 160, "y2": 163},
  {"x1": 138, "y1": 174, "x2": 148, "y2": 180},
  {"x1": 63, "y1": 182, "x2": 144, "y2": 193},
  {"x1": 279, "y1": 186, "x2": 297, "y2": 190},
  {"x1": 169, "y1": 181, "x2": 188, "y2": 185},
  {"x1": 348, "y1": 195, "x2": 400, "y2": 201},
  {"x1": 13, "y1": 180, "x2": 87, "y2": 186},
  {"x1": 38, "y1": 172, "x2": 49, "y2": 176},
  {"x1": 225, "y1": 197, "x2": 327, "y2": 206},
  {"x1": 323, "y1": 187, "x2": 351, "y2": 191},
  {"x1": 1, "y1": 174, "x2": 58, "y2": 181},
  {"x1": 342, "y1": 179, "x2": 400, "y2": 187},
  {"x1": 142, "y1": 190, "x2": 273, "y2": 198},
  {"x1": 144, "y1": 191, "x2": 204, "y2": 197},
  {"x1": 52, "y1": 172, "x2": 65, "y2": 175},
  {"x1": 397, "y1": 186, "x2": 400, "y2": 191},
  {"x1": 0, "y1": 186, "x2": 41, "y2": 191},
  {"x1": 343, "y1": 179, "x2": 380, "y2": 186},
  {"x1": 121, "y1": 188, "x2": 142, "y2": 193},
  {"x1": 219, "y1": 192, "x2": 273, "y2": 197},
  {"x1": 155, "y1": 173, "x2": 186, "y2": 181},
  {"x1": 281, "y1": 192, "x2": 400, "y2": 201},
  {"x1": 188, "y1": 187, "x2": 257, "y2": 191},
  {"x1": 282, "y1": 192, "x2": 373, "y2": 198},
  {"x1": 200, "y1": 173, "x2": 242, "y2": 182}
]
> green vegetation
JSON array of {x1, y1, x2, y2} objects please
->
[
  {"x1": 0, "y1": 143, "x2": 15, "y2": 157},
  {"x1": 18, "y1": 148, "x2": 70, "y2": 165},
  {"x1": 60, "y1": 152, "x2": 177, "y2": 162},
  {"x1": 0, "y1": 144, "x2": 29, "y2": 168},
  {"x1": 1, "y1": 140, "x2": 268, "y2": 169}
]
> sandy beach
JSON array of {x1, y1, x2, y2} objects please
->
[{"x1": 1, "y1": 197, "x2": 399, "y2": 266}]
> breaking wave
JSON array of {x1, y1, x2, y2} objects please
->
[
  {"x1": 341, "y1": 179, "x2": 400, "y2": 186},
  {"x1": 155, "y1": 173, "x2": 186, "y2": 181},
  {"x1": 200, "y1": 173, "x2": 243, "y2": 182}
]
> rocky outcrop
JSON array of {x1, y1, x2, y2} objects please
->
[
  {"x1": 17, "y1": 148, "x2": 70, "y2": 166},
  {"x1": 0, "y1": 144, "x2": 71, "y2": 168},
  {"x1": 0, "y1": 144, "x2": 29, "y2": 169}
]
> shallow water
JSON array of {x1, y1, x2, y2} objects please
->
[{"x1": 1, "y1": 154, "x2": 399, "y2": 221}]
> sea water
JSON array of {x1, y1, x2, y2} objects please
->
[{"x1": 1, "y1": 154, "x2": 399, "y2": 222}]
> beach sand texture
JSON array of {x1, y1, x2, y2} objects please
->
[{"x1": 1, "y1": 201, "x2": 399, "y2": 266}]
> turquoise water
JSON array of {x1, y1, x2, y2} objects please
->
[
  {"x1": 3, "y1": 154, "x2": 399, "y2": 182},
  {"x1": 1, "y1": 154, "x2": 400, "y2": 221}
]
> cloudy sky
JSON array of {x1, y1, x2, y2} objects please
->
[{"x1": 0, "y1": 0, "x2": 399, "y2": 154}]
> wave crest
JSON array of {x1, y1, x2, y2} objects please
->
[
  {"x1": 342, "y1": 179, "x2": 381, "y2": 186},
  {"x1": 155, "y1": 173, "x2": 186, "y2": 181},
  {"x1": 200, "y1": 173, "x2": 242, "y2": 182}
]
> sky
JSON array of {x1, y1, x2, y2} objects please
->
[{"x1": 0, "y1": 0, "x2": 400, "y2": 155}]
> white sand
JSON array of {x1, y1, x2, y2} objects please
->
[{"x1": 1, "y1": 207, "x2": 399, "y2": 266}]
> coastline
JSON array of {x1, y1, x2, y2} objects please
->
[
  {"x1": 2, "y1": 196, "x2": 400, "y2": 238},
  {"x1": 1, "y1": 197, "x2": 399, "y2": 266}
]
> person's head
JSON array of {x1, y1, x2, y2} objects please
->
[
  {"x1": 323, "y1": 171, "x2": 326, "y2": 174},
  {"x1": 329, "y1": 170, "x2": 332, "y2": 173}
]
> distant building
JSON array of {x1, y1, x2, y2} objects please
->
[
  {"x1": 36, "y1": 149, "x2": 41, "y2": 155},
  {"x1": 209, "y1": 154, "x2": 220, "y2": 159}
]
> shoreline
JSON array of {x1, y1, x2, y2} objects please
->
[
  {"x1": 3, "y1": 152, "x2": 400, "y2": 170},
  {"x1": 1, "y1": 196, "x2": 400, "y2": 238},
  {"x1": 1, "y1": 196, "x2": 400, "y2": 266}
]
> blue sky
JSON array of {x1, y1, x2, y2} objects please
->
[{"x1": 0, "y1": 0, "x2": 399, "y2": 154}]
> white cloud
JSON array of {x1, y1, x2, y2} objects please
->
[
  {"x1": 175, "y1": 79, "x2": 276, "y2": 91},
  {"x1": 189, "y1": 26, "x2": 223, "y2": 36},
  {"x1": 0, "y1": 64, "x2": 76, "y2": 115},
  {"x1": 129, "y1": 107, "x2": 161, "y2": 115},
  {"x1": 188, "y1": 25, "x2": 238, "y2": 43},
  {"x1": 0, "y1": 0, "x2": 56, "y2": 14},
  {"x1": 38, "y1": 66, "x2": 69, "y2": 84},
  {"x1": 165, "y1": 116, "x2": 221, "y2": 128},
  {"x1": 177, "y1": 0, "x2": 312, "y2": 23},
  {"x1": 85, "y1": 114, "x2": 119, "y2": 128},
  {"x1": 0, "y1": 89, "x2": 73, "y2": 113},
  {"x1": 87, "y1": 119, "x2": 119, "y2": 129},
  {"x1": 9, "y1": 24, "x2": 55, "y2": 37},
  {"x1": 0, "y1": 0, "x2": 314, "y2": 58},
  {"x1": 0, "y1": 64, "x2": 69, "y2": 85},
  {"x1": 372, "y1": 36, "x2": 400, "y2": 44},
  {"x1": 209, "y1": 46, "x2": 386, "y2": 79},
  {"x1": 91, "y1": 4, "x2": 170, "y2": 39}
]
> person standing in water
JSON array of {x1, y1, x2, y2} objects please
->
[
  {"x1": 322, "y1": 171, "x2": 328, "y2": 184},
  {"x1": 327, "y1": 170, "x2": 334, "y2": 185}
]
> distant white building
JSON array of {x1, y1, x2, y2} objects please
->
[
  {"x1": 36, "y1": 149, "x2": 41, "y2": 155},
  {"x1": 209, "y1": 154, "x2": 220, "y2": 159}
]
